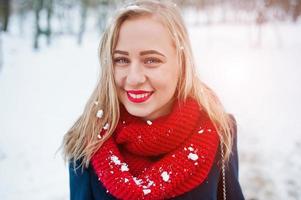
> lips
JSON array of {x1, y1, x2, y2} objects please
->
[{"x1": 126, "y1": 90, "x2": 153, "y2": 103}]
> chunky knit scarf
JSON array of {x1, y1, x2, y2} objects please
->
[{"x1": 91, "y1": 98, "x2": 219, "y2": 200}]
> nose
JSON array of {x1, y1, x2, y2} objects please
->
[{"x1": 126, "y1": 61, "x2": 146, "y2": 86}]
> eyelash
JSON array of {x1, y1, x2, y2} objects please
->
[
  {"x1": 144, "y1": 57, "x2": 162, "y2": 64},
  {"x1": 113, "y1": 57, "x2": 162, "y2": 65},
  {"x1": 113, "y1": 57, "x2": 130, "y2": 64}
]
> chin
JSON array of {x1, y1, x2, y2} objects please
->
[{"x1": 123, "y1": 104, "x2": 151, "y2": 118}]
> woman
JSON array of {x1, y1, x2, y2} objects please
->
[{"x1": 62, "y1": 0, "x2": 245, "y2": 199}]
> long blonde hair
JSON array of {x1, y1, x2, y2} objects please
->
[{"x1": 62, "y1": 0, "x2": 235, "y2": 168}]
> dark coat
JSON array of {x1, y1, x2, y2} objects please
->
[{"x1": 69, "y1": 119, "x2": 245, "y2": 200}]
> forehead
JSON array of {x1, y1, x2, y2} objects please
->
[{"x1": 115, "y1": 15, "x2": 175, "y2": 51}]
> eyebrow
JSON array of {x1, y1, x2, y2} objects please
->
[{"x1": 113, "y1": 50, "x2": 165, "y2": 57}]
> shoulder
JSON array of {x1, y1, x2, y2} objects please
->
[
  {"x1": 69, "y1": 160, "x2": 94, "y2": 200},
  {"x1": 68, "y1": 159, "x2": 117, "y2": 200},
  {"x1": 218, "y1": 113, "x2": 245, "y2": 200},
  {"x1": 228, "y1": 113, "x2": 237, "y2": 136}
]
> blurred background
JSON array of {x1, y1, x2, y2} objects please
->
[{"x1": 0, "y1": 0, "x2": 301, "y2": 199}]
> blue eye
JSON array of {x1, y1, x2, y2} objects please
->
[
  {"x1": 144, "y1": 57, "x2": 162, "y2": 65},
  {"x1": 114, "y1": 57, "x2": 130, "y2": 65}
]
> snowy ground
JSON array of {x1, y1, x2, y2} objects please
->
[{"x1": 1, "y1": 13, "x2": 301, "y2": 200}]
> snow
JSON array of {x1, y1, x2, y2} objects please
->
[
  {"x1": 198, "y1": 129, "x2": 204, "y2": 134},
  {"x1": 120, "y1": 164, "x2": 129, "y2": 172},
  {"x1": 110, "y1": 155, "x2": 128, "y2": 172},
  {"x1": 146, "y1": 180, "x2": 154, "y2": 187},
  {"x1": 110, "y1": 155, "x2": 121, "y2": 165},
  {"x1": 146, "y1": 120, "x2": 152, "y2": 125},
  {"x1": 188, "y1": 153, "x2": 199, "y2": 161},
  {"x1": 0, "y1": 9, "x2": 301, "y2": 200},
  {"x1": 103, "y1": 123, "x2": 110, "y2": 130},
  {"x1": 187, "y1": 20, "x2": 301, "y2": 199},
  {"x1": 96, "y1": 109, "x2": 103, "y2": 118},
  {"x1": 143, "y1": 189, "x2": 151, "y2": 195},
  {"x1": 133, "y1": 177, "x2": 143, "y2": 185},
  {"x1": 123, "y1": 5, "x2": 141, "y2": 11},
  {"x1": 161, "y1": 171, "x2": 170, "y2": 182},
  {"x1": 188, "y1": 147, "x2": 194, "y2": 151}
]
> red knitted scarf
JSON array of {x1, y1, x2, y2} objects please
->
[{"x1": 91, "y1": 98, "x2": 219, "y2": 199}]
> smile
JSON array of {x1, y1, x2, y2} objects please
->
[{"x1": 126, "y1": 90, "x2": 153, "y2": 103}]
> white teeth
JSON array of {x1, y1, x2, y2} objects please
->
[{"x1": 128, "y1": 93, "x2": 150, "y2": 99}]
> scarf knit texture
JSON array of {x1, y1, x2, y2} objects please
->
[{"x1": 91, "y1": 98, "x2": 219, "y2": 200}]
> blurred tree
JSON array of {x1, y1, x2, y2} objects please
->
[
  {"x1": 0, "y1": 0, "x2": 10, "y2": 31},
  {"x1": 15, "y1": 0, "x2": 31, "y2": 35},
  {"x1": 33, "y1": 0, "x2": 53, "y2": 49},
  {"x1": 78, "y1": 0, "x2": 88, "y2": 44},
  {"x1": 96, "y1": 0, "x2": 110, "y2": 33},
  {"x1": 256, "y1": 9, "x2": 266, "y2": 46},
  {"x1": 1, "y1": 0, "x2": 298, "y2": 50},
  {"x1": 78, "y1": 0, "x2": 116, "y2": 43},
  {"x1": 0, "y1": 30, "x2": 2, "y2": 69},
  {"x1": 292, "y1": 0, "x2": 301, "y2": 22}
]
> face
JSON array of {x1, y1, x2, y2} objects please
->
[{"x1": 113, "y1": 15, "x2": 180, "y2": 120}]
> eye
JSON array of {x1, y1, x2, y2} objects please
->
[
  {"x1": 113, "y1": 57, "x2": 130, "y2": 65},
  {"x1": 144, "y1": 57, "x2": 162, "y2": 65}
]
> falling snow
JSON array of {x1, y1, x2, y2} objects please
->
[
  {"x1": 121, "y1": 164, "x2": 129, "y2": 172},
  {"x1": 124, "y1": 178, "x2": 129, "y2": 183},
  {"x1": 96, "y1": 109, "x2": 103, "y2": 118},
  {"x1": 146, "y1": 120, "x2": 152, "y2": 125},
  {"x1": 188, "y1": 147, "x2": 194, "y2": 151},
  {"x1": 110, "y1": 155, "x2": 121, "y2": 165},
  {"x1": 133, "y1": 177, "x2": 143, "y2": 185},
  {"x1": 188, "y1": 153, "x2": 199, "y2": 161},
  {"x1": 161, "y1": 171, "x2": 170, "y2": 182},
  {"x1": 103, "y1": 123, "x2": 110, "y2": 130},
  {"x1": 198, "y1": 129, "x2": 204, "y2": 134},
  {"x1": 97, "y1": 134, "x2": 102, "y2": 139},
  {"x1": 110, "y1": 155, "x2": 129, "y2": 172},
  {"x1": 143, "y1": 189, "x2": 151, "y2": 195},
  {"x1": 124, "y1": 5, "x2": 140, "y2": 10},
  {"x1": 146, "y1": 180, "x2": 154, "y2": 187},
  {"x1": 2, "y1": 11, "x2": 301, "y2": 200}
]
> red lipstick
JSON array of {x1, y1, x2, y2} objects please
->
[{"x1": 126, "y1": 90, "x2": 153, "y2": 103}]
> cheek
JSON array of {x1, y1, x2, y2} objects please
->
[
  {"x1": 150, "y1": 67, "x2": 178, "y2": 91},
  {"x1": 114, "y1": 69, "x2": 124, "y2": 87}
]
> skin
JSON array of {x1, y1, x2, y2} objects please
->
[{"x1": 113, "y1": 15, "x2": 180, "y2": 120}]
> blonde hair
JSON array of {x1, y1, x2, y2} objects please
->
[{"x1": 62, "y1": 0, "x2": 235, "y2": 168}]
